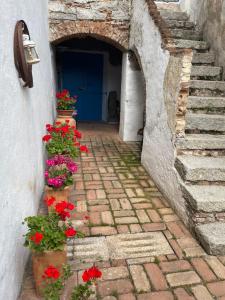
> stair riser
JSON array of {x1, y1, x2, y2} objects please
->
[
  {"x1": 160, "y1": 10, "x2": 189, "y2": 21},
  {"x1": 192, "y1": 53, "x2": 215, "y2": 64},
  {"x1": 186, "y1": 115, "x2": 225, "y2": 132},
  {"x1": 191, "y1": 67, "x2": 222, "y2": 80},
  {"x1": 187, "y1": 97, "x2": 225, "y2": 109},
  {"x1": 172, "y1": 39, "x2": 208, "y2": 50},
  {"x1": 170, "y1": 29, "x2": 201, "y2": 40},
  {"x1": 176, "y1": 158, "x2": 225, "y2": 182},
  {"x1": 165, "y1": 20, "x2": 194, "y2": 29}
]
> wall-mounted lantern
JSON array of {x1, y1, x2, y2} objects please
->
[
  {"x1": 14, "y1": 20, "x2": 40, "y2": 88},
  {"x1": 23, "y1": 34, "x2": 40, "y2": 65}
]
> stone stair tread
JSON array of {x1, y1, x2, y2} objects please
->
[
  {"x1": 170, "y1": 28, "x2": 201, "y2": 40},
  {"x1": 191, "y1": 66, "x2": 221, "y2": 78},
  {"x1": 186, "y1": 113, "x2": 225, "y2": 132},
  {"x1": 160, "y1": 9, "x2": 189, "y2": 20},
  {"x1": 187, "y1": 96, "x2": 225, "y2": 109},
  {"x1": 192, "y1": 52, "x2": 215, "y2": 64},
  {"x1": 177, "y1": 134, "x2": 225, "y2": 149},
  {"x1": 176, "y1": 155, "x2": 225, "y2": 182},
  {"x1": 182, "y1": 184, "x2": 225, "y2": 212},
  {"x1": 171, "y1": 39, "x2": 208, "y2": 50},
  {"x1": 165, "y1": 19, "x2": 194, "y2": 29},
  {"x1": 195, "y1": 222, "x2": 225, "y2": 255},
  {"x1": 190, "y1": 80, "x2": 225, "y2": 91}
]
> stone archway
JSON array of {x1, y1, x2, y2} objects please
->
[{"x1": 49, "y1": 20, "x2": 129, "y2": 51}]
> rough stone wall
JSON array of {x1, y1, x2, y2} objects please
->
[
  {"x1": 0, "y1": 1, "x2": 55, "y2": 299},
  {"x1": 130, "y1": 0, "x2": 188, "y2": 223},
  {"x1": 180, "y1": 0, "x2": 225, "y2": 78},
  {"x1": 49, "y1": 0, "x2": 131, "y2": 49}
]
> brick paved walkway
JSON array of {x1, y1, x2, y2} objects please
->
[{"x1": 20, "y1": 125, "x2": 225, "y2": 300}]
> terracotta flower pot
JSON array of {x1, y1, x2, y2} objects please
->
[
  {"x1": 45, "y1": 185, "x2": 72, "y2": 210},
  {"x1": 32, "y1": 248, "x2": 67, "y2": 296},
  {"x1": 56, "y1": 109, "x2": 76, "y2": 127}
]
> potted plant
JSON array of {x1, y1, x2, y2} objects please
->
[
  {"x1": 56, "y1": 90, "x2": 77, "y2": 127},
  {"x1": 23, "y1": 212, "x2": 78, "y2": 295},
  {"x1": 44, "y1": 155, "x2": 78, "y2": 202},
  {"x1": 42, "y1": 122, "x2": 88, "y2": 160}
]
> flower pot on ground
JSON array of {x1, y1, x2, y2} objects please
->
[
  {"x1": 32, "y1": 249, "x2": 67, "y2": 296},
  {"x1": 44, "y1": 185, "x2": 72, "y2": 204},
  {"x1": 56, "y1": 90, "x2": 77, "y2": 127},
  {"x1": 23, "y1": 213, "x2": 79, "y2": 296},
  {"x1": 56, "y1": 110, "x2": 77, "y2": 128}
]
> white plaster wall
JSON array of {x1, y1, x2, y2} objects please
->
[
  {"x1": 0, "y1": 1, "x2": 55, "y2": 299},
  {"x1": 130, "y1": 0, "x2": 188, "y2": 222},
  {"x1": 119, "y1": 53, "x2": 145, "y2": 141}
]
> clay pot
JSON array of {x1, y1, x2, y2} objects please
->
[
  {"x1": 56, "y1": 109, "x2": 76, "y2": 127},
  {"x1": 32, "y1": 248, "x2": 67, "y2": 296},
  {"x1": 44, "y1": 186, "x2": 72, "y2": 210}
]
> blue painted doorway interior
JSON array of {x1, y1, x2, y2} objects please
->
[{"x1": 60, "y1": 51, "x2": 104, "y2": 121}]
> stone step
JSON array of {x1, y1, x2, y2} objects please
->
[
  {"x1": 170, "y1": 29, "x2": 201, "y2": 40},
  {"x1": 187, "y1": 96, "x2": 225, "y2": 109},
  {"x1": 195, "y1": 222, "x2": 225, "y2": 255},
  {"x1": 165, "y1": 19, "x2": 195, "y2": 29},
  {"x1": 176, "y1": 134, "x2": 225, "y2": 150},
  {"x1": 182, "y1": 184, "x2": 225, "y2": 212},
  {"x1": 192, "y1": 52, "x2": 215, "y2": 64},
  {"x1": 190, "y1": 80, "x2": 225, "y2": 92},
  {"x1": 191, "y1": 66, "x2": 222, "y2": 79},
  {"x1": 160, "y1": 9, "x2": 189, "y2": 21},
  {"x1": 186, "y1": 113, "x2": 225, "y2": 132},
  {"x1": 176, "y1": 155, "x2": 225, "y2": 182},
  {"x1": 171, "y1": 39, "x2": 208, "y2": 50}
]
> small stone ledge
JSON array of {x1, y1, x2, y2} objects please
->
[{"x1": 195, "y1": 222, "x2": 225, "y2": 255}]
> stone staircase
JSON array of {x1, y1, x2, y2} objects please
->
[{"x1": 159, "y1": 6, "x2": 225, "y2": 255}]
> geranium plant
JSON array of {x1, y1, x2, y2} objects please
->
[
  {"x1": 45, "y1": 198, "x2": 76, "y2": 221},
  {"x1": 56, "y1": 89, "x2": 77, "y2": 111},
  {"x1": 42, "y1": 122, "x2": 88, "y2": 159},
  {"x1": 45, "y1": 155, "x2": 78, "y2": 190},
  {"x1": 23, "y1": 212, "x2": 80, "y2": 252},
  {"x1": 42, "y1": 264, "x2": 72, "y2": 300},
  {"x1": 71, "y1": 266, "x2": 102, "y2": 300}
]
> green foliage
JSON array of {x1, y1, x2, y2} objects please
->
[
  {"x1": 71, "y1": 281, "x2": 94, "y2": 300},
  {"x1": 42, "y1": 264, "x2": 73, "y2": 300},
  {"x1": 23, "y1": 213, "x2": 67, "y2": 252},
  {"x1": 46, "y1": 129, "x2": 79, "y2": 159}
]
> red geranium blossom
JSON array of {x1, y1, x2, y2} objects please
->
[
  {"x1": 74, "y1": 130, "x2": 82, "y2": 139},
  {"x1": 80, "y1": 145, "x2": 89, "y2": 153},
  {"x1": 55, "y1": 201, "x2": 68, "y2": 214},
  {"x1": 67, "y1": 202, "x2": 75, "y2": 210},
  {"x1": 30, "y1": 232, "x2": 43, "y2": 244},
  {"x1": 45, "y1": 196, "x2": 56, "y2": 207},
  {"x1": 44, "y1": 265, "x2": 60, "y2": 279},
  {"x1": 42, "y1": 135, "x2": 52, "y2": 142},
  {"x1": 64, "y1": 227, "x2": 77, "y2": 237},
  {"x1": 82, "y1": 266, "x2": 102, "y2": 282}
]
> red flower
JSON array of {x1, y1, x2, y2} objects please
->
[
  {"x1": 30, "y1": 232, "x2": 43, "y2": 244},
  {"x1": 55, "y1": 121, "x2": 61, "y2": 125},
  {"x1": 67, "y1": 202, "x2": 75, "y2": 210},
  {"x1": 84, "y1": 216, "x2": 90, "y2": 220},
  {"x1": 80, "y1": 145, "x2": 89, "y2": 153},
  {"x1": 45, "y1": 196, "x2": 56, "y2": 207},
  {"x1": 64, "y1": 227, "x2": 77, "y2": 237},
  {"x1": 42, "y1": 135, "x2": 52, "y2": 142},
  {"x1": 74, "y1": 130, "x2": 82, "y2": 139},
  {"x1": 65, "y1": 120, "x2": 70, "y2": 124},
  {"x1": 55, "y1": 201, "x2": 68, "y2": 213},
  {"x1": 59, "y1": 211, "x2": 70, "y2": 221},
  {"x1": 82, "y1": 266, "x2": 102, "y2": 282},
  {"x1": 61, "y1": 126, "x2": 69, "y2": 134},
  {"x1": 44, "y1": 265, "x2": 60, "y2": 279}
]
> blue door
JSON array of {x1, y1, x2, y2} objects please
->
[{"x1": 60, "y1": 51, "x2": 103, "y2": 121}]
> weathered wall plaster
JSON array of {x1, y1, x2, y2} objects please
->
[
  {"x1": 0, "y1": 0, "x2": 55, "y2": 299},
  {"x1": 180, "y1": 0, "x2": 225, "y2": 78},
  {"x1": 49, "y1": 0, "x2": 131, "y2": 49},
  {"x1": 119, "y1": 52, "x2": 145, "y2": 141},
  {"x1": 130, "y1": 0, "x2": 188, "y2": 223}
]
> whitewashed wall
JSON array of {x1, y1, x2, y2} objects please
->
[
  {"x1": 129, "y1": 0, "x2": 188, "y2": 222},
  {"x1": 0, "y1": 1, "x2": 55, "y2": 299}
]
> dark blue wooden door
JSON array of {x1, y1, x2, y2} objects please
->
[{"x1": 60, "y1": 51, "x2": 103, "y2": 121}]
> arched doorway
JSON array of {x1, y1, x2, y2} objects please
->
[{"x1": 55, "y1": 37, "x2": 122, "y2": 123}]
